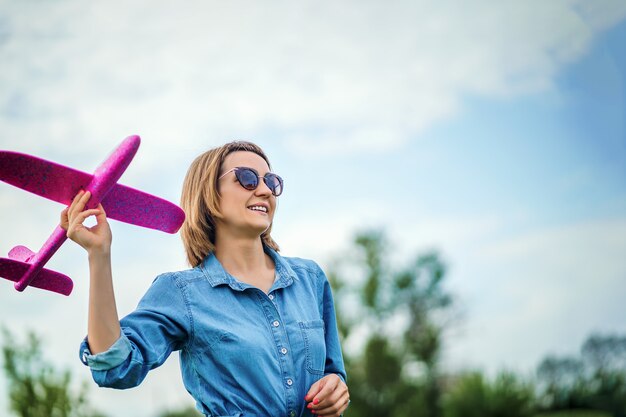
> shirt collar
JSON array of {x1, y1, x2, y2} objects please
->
[{"x1": 199, "y1": 245, "x2": 296, "y2": 292}]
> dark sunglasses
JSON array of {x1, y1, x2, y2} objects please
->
[{"x1": 219, "y1": 166, "x2": 284, "y2": 196}]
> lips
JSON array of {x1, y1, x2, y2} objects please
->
[{"x1": 247, "y1": 204, "x2": 268, "y2": 213}]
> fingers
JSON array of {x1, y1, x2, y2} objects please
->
[
  {"x1": 308, "y1": 374, "x2": 338, "y2": 404},
  {"x1": 66, "y1": 209, "x2": 101, "y2": 239},
  {"x1": 314, "y1": 391, "x2": 350, "y2": 416},
  {"x1": 66, "y1": 191, "x2": 89, "y2": 227},
  {"x1": 64, "y1": 190, "x2": 100, "y2": 236},
  {"x1": 94, "y1": 203, "x2": 107, "y2": 223},
  {"x1": 61, "y1": 190, "x2": 87, "y2": 231},
  {"x1": 65, "y1": 190, "x2": 104, "y2": 222},
  {"x1": 305, "y1": 378, "x2": 323, "y2": 403},
  {"x1": 306, "y1": 374, "x2": 349, "y2": 416},
  {"x1": 74, "y1": 209, "x2": 103, "y2": 224},
  {"x1": 62, "y1": 190, "x2": 112, "y2": 253},
  {"x1": 68, "y1": 190, "x2": 91, "y2": 218},
  {"x1": 60, "y1": 207, "x2": 69, "y2": 230}
]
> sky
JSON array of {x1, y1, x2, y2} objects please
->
[{"x1": 1, "y1": 0, "x2": 625, "y2": 416}]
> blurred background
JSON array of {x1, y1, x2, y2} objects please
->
[{"x1": 0, "y1": 1, "x2": 625, "y2": 416}]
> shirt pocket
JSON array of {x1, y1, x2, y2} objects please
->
[{"x1": 298, "y1": 320, "x2": 326, "y2": 376}]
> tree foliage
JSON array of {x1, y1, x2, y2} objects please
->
[
  {"x1": 536, "y1": 334, "x2": 626, "y2": 417},
  {"x1": 1, "y1": 327, "x2": 105, "y2": 417},
  {"x1": 330, "y1": 229, "x2": 454, "y2": 417},
  {"x1": 443, "y1": 371, "x2": 534, "y2": 417}
]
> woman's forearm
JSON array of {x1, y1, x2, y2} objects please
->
[{"x1": 87, "y1": 249, "x2": 121, "y2": 354}]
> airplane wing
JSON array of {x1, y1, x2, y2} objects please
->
[
  {"x1": 0, "y1": 151, "x2": 92, "y2": 205},
  {"x1": 0, "y1": 151, "x2": 185, "y2": 233},
  {"x1": 102, "y1": 184, "x2": 185, "y2": 233},
  {"x1": 0, "y1": 258, "x2": 73, "y2": 296}
]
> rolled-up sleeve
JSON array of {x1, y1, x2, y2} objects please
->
[
  {"x1": 79, "y1": 333, "x2": 132, "y2": 370},
  {"x1": 78, "y1": 272, "x2": 191, "y2": 389}
]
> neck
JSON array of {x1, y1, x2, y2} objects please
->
[{"x1": 214, "y1": 233, "x2": 269, "y2": 275}]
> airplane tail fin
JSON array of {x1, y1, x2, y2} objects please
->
[
  {"x1": 0, "y1": 257, "x2": 73, "y2": 296},
  {"x1": 9, "y1": 245, "x2": 36, "y2": 262}
]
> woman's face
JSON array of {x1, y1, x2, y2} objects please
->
[{"x1": 216, "y1": 151, "x2": 277, "y2": 239}]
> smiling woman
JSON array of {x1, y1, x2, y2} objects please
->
[
  {"x1": 63, "y1": 141, "x2": 349, "y2": 417},
  {"x1": 179, "y1": 142, "x2": 281, "y2": 267}
]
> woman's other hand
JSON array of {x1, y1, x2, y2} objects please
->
[
  {"x1": 61, "y1": 190, "x2": 112, "y2": 255},
  {"x1": 305, "y1": 374, "x2": 349, "y2": 416}
]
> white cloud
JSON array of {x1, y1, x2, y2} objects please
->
[
  {"x1": 573, "y1": 0, "x2": 626, "y2": 29},
  {"x1": 1, "y1": 0, "x2": 624, "y2": 157},
  {"x1": 444, "y1": 218, "x2": 626, "y2": 374}
]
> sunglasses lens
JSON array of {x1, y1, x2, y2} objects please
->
[
  {"x1": 236, "y1": 168, "x2": 258, "y2": 190},
  {"x1": 265, "y1": 174, "x2": 283, "y2": 196}
]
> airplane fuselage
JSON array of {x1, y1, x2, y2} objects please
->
[{"x1": 13, "y1": 136, "x2": 140, "y2": 291}]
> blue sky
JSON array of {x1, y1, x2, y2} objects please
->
[{"x1": 1, "y1": 1, "x2": 625, "y2": 416}]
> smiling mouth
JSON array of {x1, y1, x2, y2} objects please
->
[{"x1": 247, "y1": 205, "x2": 268, "y2": 214}]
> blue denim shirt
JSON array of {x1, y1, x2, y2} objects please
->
[{"x1": 79, "y1": 247, "x2": 346, "y2": 417}]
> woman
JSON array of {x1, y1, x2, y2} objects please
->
[{"x1": 61, "y1": 141, "x2": 349, "y2": 417}]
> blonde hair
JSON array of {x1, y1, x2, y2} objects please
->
[{"x1": 180, "y1": 141, "x2": 280, "y2": 267}]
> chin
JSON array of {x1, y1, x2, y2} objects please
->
[
  {"x1": 253, "y1": 223, "x2": 272, "y2": 235},
  {"x1": 244, "y1": 220, "x2": 271, "y2": 235},
  {"x1": 242, "y1": 213, "x2": 272, "y2": 235}
]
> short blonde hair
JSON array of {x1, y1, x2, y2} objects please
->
[{"x1": 180, "y1": 141, "x2": 280, "y2": 267}]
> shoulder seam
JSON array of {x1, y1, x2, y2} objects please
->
[{"x1": 288, "y1": 261, "x2": 319, "y2": 275}]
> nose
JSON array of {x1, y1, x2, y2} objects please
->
[{"x1": 254, "y1": 178, "x2": 273, "y2": 197}]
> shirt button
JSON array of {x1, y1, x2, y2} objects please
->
[
  {"x1": 269, "y1": 294, "x2": 274, "y2": 300},
  {"x1": 273, "y1": 320, "x2": 280, "y2": 327},
  {"x1": 286, "y1": 378, "x2": 293, "y2": 386},
  {"x1": 289, "y1": 411, "x2": 296, "y2": 417},
  {"x1": 281, "y1": 347, "x2": 288, "y2": 355}
]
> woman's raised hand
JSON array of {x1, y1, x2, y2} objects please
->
[{"x1": 60, "y1": 190, "x2": 112, "y2": 255}]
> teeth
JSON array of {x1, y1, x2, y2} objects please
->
[{"x1": 249, "y1": 206, "x2": 267, "y2": 212}]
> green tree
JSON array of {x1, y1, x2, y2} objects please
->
[
  {"x1": 329, "y1": 230, "x2": 453, "y2": 417},
  {"x1": 535, "y1": 333, "x2": 626, "y2": 416},
  {"x1": 442, "y1": 371, "x2": 534, "y2": 417},
  {"x1": 1, "y1": 327, "x2": 105, "y2": 417},
  {"x1": 536, "y1": 356, "x2": 588, "y2": 409},
  {"x1": 582, "y1": 334, "x2": 626, "y2": 417}
]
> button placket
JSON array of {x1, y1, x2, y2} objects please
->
[{"x1": 256, "y1": 292, "x2": 297, "y2": 414}]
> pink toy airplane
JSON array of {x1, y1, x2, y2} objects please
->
[{"x1": 0, "y1": 135, "x2": 185, "y2": 296}]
